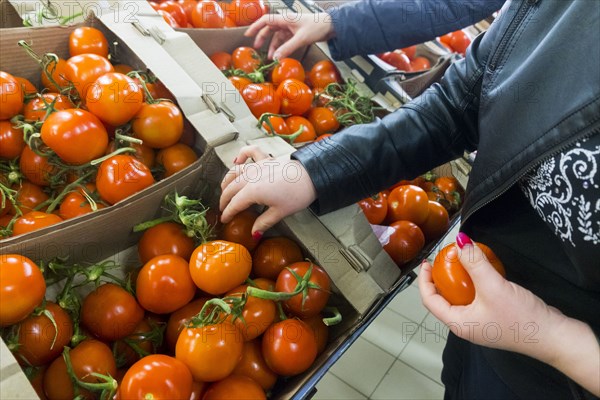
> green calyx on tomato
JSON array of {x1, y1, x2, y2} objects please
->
[{"x1": 257, "y1": 112, "x2": 306, "y2": 144}]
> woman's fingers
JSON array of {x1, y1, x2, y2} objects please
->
[
  {"x1": 418, "y1": 260, "x2": 454, "y2": 322},
  {"x1": 235, "y1": 145, "x2": 271, "y2": 163}
]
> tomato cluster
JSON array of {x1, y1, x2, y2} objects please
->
[
  {"x1": 358, "y1": 174, "x2": 464, "y2": 267},
  {"x1": 1, "y1": 193, "x2": 336, "y2": 399},
  {"x1": 0, "y1": 27, "x2": 199, "y2": 239},
  {"x1": 378, "y1": 45, "x2": 433, "y2": 72},
  {"x1": 439, "y1": 30, "x2": 472, "y2": 56},
  {"x1": 149, "y1": 0, "x2": 268, "y2": 29}
]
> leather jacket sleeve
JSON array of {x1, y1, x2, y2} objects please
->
[
  {"x1": 293, "y1": 33, "x2": 492, "y2": 215},
  {"x1": 326, "y1": 0, "x2": 505, "y2": 60}
]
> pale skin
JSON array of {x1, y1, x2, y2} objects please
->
[{"x1": 220, "y1": 146, "x2": 600, "y2": 395}]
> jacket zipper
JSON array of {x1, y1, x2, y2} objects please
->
[
  {"x1": 461, "y1": 122, "x2": 600, "y2": 226},
  {"x1": 488, "y1": 0, "x2": 539, "y2": 71}
]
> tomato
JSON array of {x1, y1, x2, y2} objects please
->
[
  {"x1": 277, "y1": 78, "x2": 313, "y2": 116},
  {"x1": 387, "y1": 184, "x2": 429, "y2": 225},
  {"x1": 434, "y1": 176, "x2": 464, "y2": 200},
  {"x1": 119, "y1": 355, "x2": 193, "y2": 400},
  {"x1": 19, "y1": 146, "x2": 54, "y2": 187},
  {"x1": 226, "y1": 283, "x2": 276, "y2": 341},
  {"x1": 204, "y1": 375, "x2": 266, "y2": 400},
  {"x1": 432, "y1": 242, "x2": 505, "y2": 305},
  {"x1": 210, "y1": 51, "x2": 232, "y2": 71},
  {"x1": 81, "y1": 283, "x2": 144, "y2": 341},
  {"x1": 419, "y1": 201, "x2": 449, "y2": 242},
  {"x1": 358, "y1": 192, "x2": 387, "y2": 225},
  {"x1": 229, "y1": 76, "x2": 252, "y2": 92},
  {"x1": 380, "y1": 50, "x2": 412, "y2": 71},
  {"x1": 158, "y1": 9, "x2": 181, "y2": 27},
  {"x1": 156, "y1": 143, "x2": 198, "y2": 177},
  {"x1": 440, "y1": 30, "x2": 471, "y2": 55},
  {"x1": 158, "y1": 1, "x2": 188, "y2": 27},
  {"x1": 0, "y1": 71, "x2": 24, "y2": 119},
  {"x1": 12, "y1": 211, "x2": 63, "y2": 236},
  {"x1": 232, "y1": 47, "x2": 262, "y2": 73},
  {"x1": 276, "y1": 261, "x2": 330, "y2": 318},
  {"x1": 43, "y1": 339, "x2": 117, "y2": 400},
  {"x1": 191, "y1": 1, "x2": 227, "y2": 28},
  {"x1": 15, "y1": 302, "x2": 73, "y2": 367},
  {"x1": 113, "y1": 64, "x2": 134, "y2": 74},
  {"x1": 271, "y1": 58, "x2": 305, "y2": 87},
  {"x1": 189, "y1": 381, "x2": 208, "y2": 400},
  {"x1": 11, "y1": 181, "x2": 48, "y2": 214},
  {"x1": 261, "y1": 115, "x2": 290, "y2": 135},
  {"x1": 242, "y1": 83, "x2": 280, "y2": 119},
  {"x1": 132, "y1": 101, "x2": 183, "y2": 149},
  {"x1": 221, "y1": 209, "x2": 260, "y2": 251},
  {"x1": 27, "y1": 366, "x2": 47, "y2": 400},
  {"x1": 401, "y1": 45, "x2": 417, "y2": 60},
  {"x1": 307, "y1": 107, "x2": 339, "y2": 135},
  {"x1": 136, "y1": 255, "x2": 196, "y2": 314},
  {"x1": 96, "y1": 155, "x2": 155, "y2": 205},
  {"x1": 232, "y1": 339, "x2": 277, "y2": 390},
  {"x1": 179, "y1": 0, "x2": 197, "y2": 21},
  {"x1": 410, "y1": 56, "x2": 432, "y2": 71},
  {"x1": 14, "y1": 76, "x2": 37, "y2": 95},
  {"x1": 58, "y1": 191, "x2": 105, "y2": 220},
  {"x1": 40, "y1": 58, "x2": 70, "y2": 92},
  {"x1": 23, "y1": 93, "x2": 73, "y2": 122},
  {"x1": 252, "y1": 237, "x2": 303, "y2": 280},
  {"x1": 315, "y1": 133, "x2": 332, "y2": 141},
  {"x1": 86, "y1": 73, "x2": 144, "y2": 126},
  {"x1": 285, "y1": 116, "x2": 317, "y2": 143},
  {"x1": 138, "y1": 222, "x2": 195, "y2": 264},
  {"x1": 383, "y1": 220, "x2": 425, "y2": 266},
  {"x1": 165, "y1": 298, "x2": 208, "y2": 352},
  {"x1": 262, "y1": 318, "x2": 317, "y2": 376},
  {"x1": 113, "y1": 319, "x2": 158, "y2": 367},
  {"x1": 301, "y1": 314, "x2": 329, "y2": 354},
  {"x1": 189, "y1": 240, "x2": 252, "y2": 295},
  {"x1": 307, "y1": 60, "x2": 341, "y2": 89},
  {"x1": 175, "y1": 321, "x2": 243, "y2": 382},
  {"x1": 41, "y1": 109, "x2": 109, "y2": 165},
  {"x1": 69, "y1": 27, "x2": 108, "y2": 58},
  {"x1": 0, "y1": 254, "x2": 46, "y2": 327},
  {"x1": 65, "y1": 53, "x2": 114, "y2": 99},
  {"x1": 0, "y1": 120, "x2": 25, "y2": 159},
  {"x1": 106, "y1": 141, "x2": 156, "y2": 169},
  {"x1": 144, "y1": 80, "x2": 175, "y2": 102},
  {"x1": 223, "y1": 0, "x2": 268, "y2": 26}
]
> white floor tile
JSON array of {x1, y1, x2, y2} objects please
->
[
  {"x1": 329, "y1": 337, "x2": 395, "y2": 397},
  {"x1": 361, "y1": 309, "x2": 419, "y2": 357},
  {"x1": 370, "y1": 360, "x2": 445, "y2": 400},
  {"x1": 387, "y1": 285, "x2": 429, "y2": 324},
  {"x1": 421, "y1": 313, "x2": 450, "y2": 340},
  {"x1": 398, "y1": 326, "x2": 447, "y2": 384},
  {"x1": 313, "y1": 372, "x2": 367, "y2": 400}
]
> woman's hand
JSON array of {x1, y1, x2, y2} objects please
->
[
  {"x1": 245, "y1": 12, "x2": 335, "y2": 60},
  {"x1": 220, "y1": 145, "x2": 317, "y2": 237},
  {"x1": 419, "y1": 233, "x2": 600, "y2": 395}
]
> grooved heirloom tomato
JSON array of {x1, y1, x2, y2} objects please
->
[
  {"x1": 41, "y1": 109, "x2": 109, "y2": 165},
  {"x1": 276, "y1": 261, "x2": 331, "y2": 318},
  {"x1": 252, "y1": 237, "x2": 304, "y2": 280},
  {"x1": 203, "y1": 375, "x2": 266, "y2": 400},
  {"x1": 119, "y1": 355, "x2": 193, "y2": 400},
  {"x1": 189, "y1": 240, "x2": 252, "y2": 295},
  {"x1": 12, "y1": 211, "x2": 64, "y2": 236},
  {"x1": 387, "y1": 184, "x2": 429, "y2": 225},
  {"x1": 277, "y1": 78, "x2": 313, "y2": 116},
  {"x1": 65, "y1": 53, "x2": 114, "y2": 99},
  {"x1": 271, "y1": 58, "x2": 305, "y2": 87},
  {"x1": 0, "y1": 254, "x2": 45, "y2": 327},
  {"x1": 232, "y1": 339, "x2": 278, "y2": 390},
  {"x1": 132, "y1": 101, "x2": 183, "y2": 149},
  {"x1": 69, "y1": 27, "x2": 109, "y2": 58},
  {"x1": 86, "y1": 73, "x2": 144, "y2": 126},
  {"x1": 262, "y1": 319, "x2": 317, "y2": 376},
  {"x1": 96, "y1": 155, "x2": 155, "y2": 205},
  {"x1": 0, "y1": 71, "x2": 24, "y2": 120},
  {"x1": 0, "y1": 120, "x2": 25, "y2": 159},
  {"x1": 138, "y1": 222, "x2": 196, "y2": 264},
  {"x1": 383, "y1": 220, "x2": 425, "y2": 265},
  {"x1": 432, "y1": 242, "x2": 506, "y2": 305}
]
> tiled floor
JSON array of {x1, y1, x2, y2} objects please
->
[{"x1": 313, "y1": 228, "x2": 459, "y2": 399}]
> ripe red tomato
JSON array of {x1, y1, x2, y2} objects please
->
[
  {"x1": 301, "y1": 314, "x2": 329, "y2": 354},
  {"x1": 232, "y1": 47, "x2": 262, "y2": 73},
  {"x1": 285, "y1": 115, "x2": 317, "y2": 143},
  {"x1": 16, "y1": 302, "x2": 73, "y2": 367},
  {"x1": 261, "y1": 115, "x2": 290, "y2": 135},
  {"x1": 276, "y1": 261, "x2": 331, "y2": 318},
  {"x1": 226, "y1": 283, "x2": 276, "y2": 341},
  {"x1": 176, "y1": 321, "x2": 243, "y2": 382},
  {"x1": 0, "y1": 254, "x2": 46, "y2": 327},
  {"x1": 165, "y1": 298, "x2": 208, "y2": 352},
  {"x1": 132, "y1": 101, "x2": 184, "y2": 149},
  {"x1": 308, "y1": 60, "x2": 341, "y2": 90},
  {"x1": 158, "y1": 1, "x2": 189, "y2": 27},
  {"x1": 158, "y1": 9, "x2": 181, "y2": 27},
  {"x1": 381, "y1": 50, "x2": 412, "y2": 71},
  {"x1": 106, "y1": 141, "x2": 156, "y2": 169},
  {"x1": 434, "y1": 176, "x2": 464, "y2": 200},
  {"x1": 156, "y1": 143, "x2": 198, "y2": 177},
  {"x1": 401, "y1": 45, "x2": 417, "y2": 60},
  {"x1": 86, "y1": 73, "x2": 144, "y2": 126},
  {"x1": 81, "y1": 283, "x2": 144, "y2": 341},
  {"x1": 59, "y1": 191, "x2": 105, "y2": 220},
  {"x1": 432, "y1": 242, "x2": 505, "y2": 305},
  {"x1": 277, "y1": 78, "x2": 313, "y2": 116},
  {"x1": 14, "y1": 76, "x2": 38, "y2": 95},
  {"x1": 43, "y1": 339, "x2": 117, "y2": 400},
  {"x1": 358, "y1": 193, "x2": 388, "y2": 225},
  {"x1": 0, "y1": 120, "x2": 25, "y2": 159},
  {"x1": 252, "y1": 237, "x2": 304, "y2": 280},
  {"x1": 138, "y1": 222, "x2": 196, "y2": 264},
  {"x1": 307, "y1": 107, "x2": 340, "y2": 135},
  {"x1": 69, "y1": 27, "x2": 109, "y2": 58},
  {"x1": 0, "y1": 71, "x2": 24, "y2": 120},
  {"x1": 221, "y1": 209, "x2": 260, "y2": 251},
  {"x1": 204, "y1": 375, "x2": 266, "y2": 400},
  {"x1": 65, "y1": 53, "x2": 114, "y2": 99},
  {"x1": 271, "y1": 58, "x2": 305, "y2": 86},
  {"x1": 191, "y1": 1, "x2": 227, "y2": 28},
  {"x1": 41, "y1": 58, "x2": 70, "y2": 92},
  {"x1": 189, "y1": 240, "x2": 252, "y2": 295},
  {"x1": 41, "y1": 109, "x2": 109, "y2": 165},
  {"x1": 262, "y1": 318, "x2": 317, "y2": 376},
  {"x1": 113, "y1": 318, "x2": 157, "y2": 367},
  {"x1": 315, "y1": 133, "x2": 333, "y2": 141},
  {"x1": 418, "y1": 201, "x2": 449, "y2": 242},
  {"x1": 229, "y1": 76, "x2": 252, "y2": 92},
  {"x1": 232, "y1": 339, "x2": 278, "y2": 390},
  {"x1": 179, "y1": 0, "x2": 198, "y2": 21},
  {"x1": 210, "y1": 52, "x2": 232, "y2": 71},
  {"x1": 223, "y1": 0, "x2": 268, "y2": 26},
  {"x1": 12, "y1": 211, "x2": 64, "y2": 236},
  {"x1": 242, "y1": 83, "x2": 281, "y2": 119},
  {"x1": 439, "y1": 30, "x2": 471, "y2": 55},
  {"x1": 19, "y1": 146, "x2": 54, "y2": 187},
  {"x1": 387, "y1": 184, "x2": 430, "y2": 225},
  {"x1": 136, "y1": 255, "x2": 196, "y2": 314},
  {"x1": 96, "y1": 155, "x2": 155, "y2": 205},
  {"x1": 383, "y1": 220, "x2": 425, "y2": 265},
  {"x1": 119, "y1": 355, "x2": 193, "y2": 400},
  {"x1": 11, "y1": 181, "x2": 49, "y2": 214},
  {"x1": 23, "y1": 93, "x2": 73, "y2": 123},
  {"x1": 410, "y1": 56, "x2": 432, "y2": 71}
]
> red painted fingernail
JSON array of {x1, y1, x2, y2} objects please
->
[
  {"x1": 233, "y1": 157, "x2": 238, "y2": 164},
  {"x1": 456, "y1": 232, "x2": 473, "y2": 249},
  {"x1": 252, "y1": 231, "x2": 263, "y2": 242}
]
